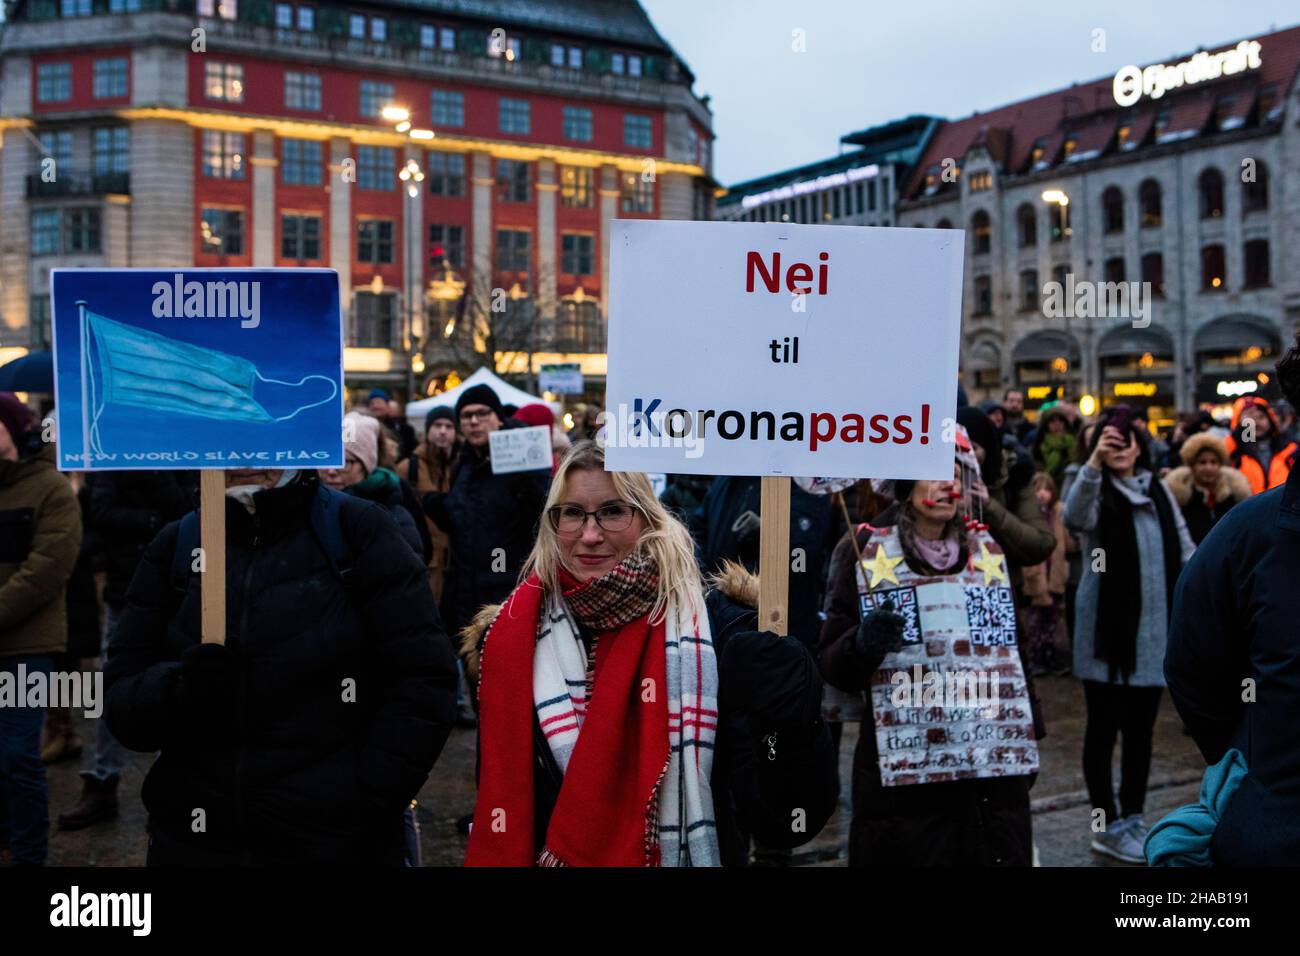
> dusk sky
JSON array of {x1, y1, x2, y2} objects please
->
[{"x1": 640, "y1": 0, "x2": 1299, "y2": 186}]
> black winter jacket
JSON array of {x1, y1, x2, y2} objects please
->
[
  {"x1": 1166, "y1": 466, "x2": 1300, "y2": 865},
  {"x1": 89, "y1": 471, "x2": 197, "y2": 610},
  {"x1": 104, "y1": 475, "x2": 458, "y2": 865},
  {"x1": 422, "y1": 440, "x2": 550, "y2": 637}
]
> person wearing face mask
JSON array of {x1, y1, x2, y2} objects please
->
[
  {"x1": 321, "y1": 412, "x2": 424, "y2": 558},
  {"x1": 461, "y1": 440, "x2": 837, "y2": 866},
  {"x1": 1064, "y1": 405, "x2": 1195, "y2": 864},
  {"x1": 818, "y1": 459, "x2": 1039, "y2": 866},
  {"x1": 1161, "y1": 434, "x2": 1251, "y2": 545},
  {"x1": 104, "y1": 463, "x2": 457, "y2": 866},
  {"x1": 421, "y1": 384, "x2": 550, "y2": 642}
]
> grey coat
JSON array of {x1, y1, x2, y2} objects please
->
[{"x1": 1063, "y1": 465, "x2": 1195, "y2": 687}]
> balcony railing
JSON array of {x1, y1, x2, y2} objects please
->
[{"x1": 26, "y1": 172, "x2": 130, "y2": 198}]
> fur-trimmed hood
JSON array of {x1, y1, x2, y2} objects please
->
[
  {"x1": 1179, "y1": 431, "x2": 1228, "y2": 466},
  {"x1": 1163, "y1": 463, "x2": 1252, "y2": 508},
  {"x1": 458, "y1": 560, "x2": 760, "y2": 684}
]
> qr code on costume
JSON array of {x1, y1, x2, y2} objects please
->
[
  {"x1": 859, "y1": 586, "x2": 921, "y2": 644},
  {"x1": 964, "y1": 585, "x2": 1017, "y2": 646}
]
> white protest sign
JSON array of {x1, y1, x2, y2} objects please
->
[
  {"x1": 489, "y1": 425, "x2": 551, "y2": 474},
  {"x1": 605, "y1": 221, "x2": 963, "y2": 479}
]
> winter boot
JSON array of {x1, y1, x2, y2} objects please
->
[
  {"x1": 57, "y1": 775, "x2": 120, "y2": 831},
  {"x1": 41, "y1": 706, "x2": 83, "y2": 764}
]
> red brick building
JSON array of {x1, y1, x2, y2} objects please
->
[{"x1": 0, "y1": 0, "x2": 715, "y2": 399}]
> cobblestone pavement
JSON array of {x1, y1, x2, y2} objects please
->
[{"x1": 43, "y1": 676, "x2": 1205, "y2": 867}]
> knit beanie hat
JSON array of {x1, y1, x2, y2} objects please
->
[
  {"x1": 424, "y1": 405, "x2": 454, "y2": 432},
  {"x1": 0, "y1": 392, "x2": 34, "y2": 448},
  {"x1": 343, "y1": 411, "x2": 380, "y2": 474},
  {"x1": 513, "y1": 403, "x2": 554, "y2": 429},
  {"x1": 455, "y1": 384, "x2": 503, "y2": 421}
]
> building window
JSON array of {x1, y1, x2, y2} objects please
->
[
  {"x1": 349, "y1": 13, "x2": 365, "y2": 38},
  {"x1": 93, "y1": 127, "x2": 129, "y2": 174},
  {"x1": 275, "y1": 3, "x2": 291, "y2": 27},
  {"x1": 1201, "y1": 244, "x2": 1226, "y2": 291},
  {"x1": 563, "y1": 106, "x2": 593, "y2": 142},
  {"x1": 1049, "y1": 201, "x2": 1070, "y2": 242},
  {"x1": 281, "y1": 139, "x2": 322, "y2": 186},
  {"x1": 370, "y1": 17, "x2": 387, "y2": 42},
  {"x1": 356, "y1": 145, "x2": 394, "y2": 191},
  {"x1": 555, "y1": 300, "x2": 603, "y2": 351},
  {"x1": 356, "y1": 219, "x2": 394, "y2": 264},
  {"x1": 200, "y1": 207, "x2": 243, "y2": 256},
  {"x1": 420, "y1": 24, "x2": 436, "y2": 47},
  {"x1": 611, "y1": 52, "x2": 626, "y2": 74},
  {"x1": 204, "y1": 62, "x2": 244, "y2": 102},
  {"x1": 499, "y1": 98, "x2": 531, "y2": 135},
  {"x1": 561, "y1": 233, "x2": 593, "y2": 275},
  {"x1": 1103, "y1": 256, "x2": 1126, "y2": 284},
  {"x1": 1052, "y1": 263, "x2": 1070, "y2": 291},
  {"x1": 559, "y1": 166, "x2": 593, "y2": 208},
  {"x1": 971, "y1": 210, "x2": 991, "y2": 254},
  {"x1": 31, "y1": 209, "x2": 61, "y2": 256},
  {"x1": 29, "y1": 296, "x2": 51, "y2": 349},
  {"x1": 624, "y1": 114, "x2": 652, "y2": 149},
  {"x1": 552, "y1": 44, "x2": 583, "y2": 69},
  {"x1": 201, "y1": 130, "x2": 245, "y2": 179},
  {"x1": 496, "y1": 159, "x2": 531, "y2": 203},
  {"x1": 36, "y1": 63, "x2": 72, "y2": 103},
  {"x1": 1242, "y1": 162, "x2": 1268, "y2": 213},
  {"x1": 1102, "y1": 186, "x2": 1124, "y2": 233},
  {"x1": 1016, "y1": 204, "x2": 1037, "y2": 247},
  {"x1": 93, "y1": 57, "x2": 128, "y2": 99},
  {"x1": 440, "y1": 26, "x2": 456, "y2": 50},
  {"x1": 972, "y1": 275, "x2": 992, "y2": 315},
  {"x1": 281, "y1": 213, "x2": 321, "y2": 260},
  {"x1": 1141, "y1": 252, "x2": 1165, "y2": 297},
  {"x1": 1139, "y1": 179, "x2": 1162, "y2": 228},
  {"x1": 628, "y1": 55, "x2": 642, "y2": 77},
  {"x1": 197, "y1": 0, "x2": 238, "y2": 17},
  {"x1": 285, "y1": 71, "x2": 321, "y2": 111},
  {"x1": 1243, "y1": 239, "x2": 1270, "y2": 288},
  {"x1": 967, "y1": 170, "x2": 992, "y2": 192},
  {"x1": 360, "y1": 81, "x2": 395, "y2": 119},
  {"x1": 620, "y1": 171, "x2": 653, "y2": 213},
  {"x1": 487, "y1": 33, "x2": 521, "y2": 60},
  {"x1": 495, "y1": 228, "x2": 530, "y2": 273},
  {"x1": 110, "y1": 0, "x2": 143, "y2": 10},
  {"x1": 352, "y1": 292, "x2": 395, "y2": 347},
  {"x1": 430, "y1": 90, "x2": 464, "y2": 127},
  {"x1": 1199, "y1": 168, "x2": 1224, "y2": 219},
  {"x1": 61, "y1": 0, "x2": 92, "y2": 15},
  {"x1": 1019, "y1": 269, "x2": 1038, "y2": 311},
  {"x1": 427, "y1": 152, "x2": 465, "y2": 197},
  {"x1": 38, "y1": 130, "x2": 74, "y2": 171},
  {"x1": 429, "y1": 224, "x2": 463, "y2": 268},
  {"x1": 297, "y1": 6, "x2": 313, "y2": 30}
]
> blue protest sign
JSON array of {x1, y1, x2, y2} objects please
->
[{"x1": 50, "y1": 268, "x2": 343, "y2": 471}]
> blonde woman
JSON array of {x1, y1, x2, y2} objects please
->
[{"x1": 463, "y1": 440, "x2": 837, "y2": 866}]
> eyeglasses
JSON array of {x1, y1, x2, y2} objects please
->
[
  {"x1": 459, "y1": 409, "x2": 494, "y2": 423},
  {"x1": 548, "y1": 502, "x2": 638, "y2": 537}
]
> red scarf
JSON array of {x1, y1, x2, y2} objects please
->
[{"x1": 465, "y1": 573, "x2": 669, "y2": 866}]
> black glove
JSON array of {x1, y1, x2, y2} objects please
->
[
  {"x1": 719, "y1": 630, "x2": 820, "y2": 731},
  {"x1": 854, "y1": 602, "x2": 906, "y2": 666},
  {"x1": 179, "y1": 642, "x2": 240, "y2": 745},
  {"x1": 731, "y1": 510, "x2": 761, "y2": 565}
]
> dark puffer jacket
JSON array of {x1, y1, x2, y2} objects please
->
[
  {"x1": 819, "y1": 516, "x2": 1033, "y2": 867},
  {"x1": 422, "y1": 439, "x2": 550, "y2": 637},
  {"x1": 462, "y1": 563, "x2": 839, "y2": 866},
  {"x1": 1165, "y1": 466, "x2": 1300, "y2": 865},
  {"x1": 104, "y1": 475, "x2": 458, "y2": 866}
]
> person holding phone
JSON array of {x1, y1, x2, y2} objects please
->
[{"x1": 1064, "y1": 405, "x2": 1194, "y2": 863}]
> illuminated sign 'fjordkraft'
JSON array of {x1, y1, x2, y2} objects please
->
[{"x1": 1113, "y1": 40, "x2": 1262, "y2": 107}]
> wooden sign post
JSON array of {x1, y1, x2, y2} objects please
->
[
  {"x1": 758, "y1": 475, "x2": 791, "y2": 637},
  {"x1": 199, "y1": 470, "x2": 227, "y2": 645}
]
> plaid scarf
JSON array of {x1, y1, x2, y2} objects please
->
[{"x1": 466, "y1": 554, "x2": 720, "y2": 867}]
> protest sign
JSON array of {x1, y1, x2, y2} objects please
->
[
  {"x1": 539, "y1": 362, "x2": 584, "y2": 395},
  {"x1": 489, "y1": 425, "x2": 552, "y2": 474},
  {"x1": 604, "y1": 220, "x2": 962, "y2": 480},
  {"x1": 50, "y1": 268, "x2": 343, "y2": 472}
]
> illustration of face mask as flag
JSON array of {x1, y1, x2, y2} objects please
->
[{"x1": 85, "y1": 310, "x2": 336, "y2": 454}]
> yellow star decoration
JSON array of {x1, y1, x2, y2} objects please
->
[
  {"x1": 862, "y1": 544, "x2": 905, "y2": 590},
  {"x1": 971, "y1": 541, "x2": 1008, "y2": 586}
]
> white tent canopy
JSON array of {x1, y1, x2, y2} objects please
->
[{"x1": 405, "y1": 367, "x2": 544, "y2": 425}]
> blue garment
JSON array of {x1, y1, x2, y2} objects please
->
[
  {"x1": 0, "y1": 654, "x2": 53, "y2": 865},
  {"x1": 1145, "y1": 748, "x2": 1246, "y2": 866}
]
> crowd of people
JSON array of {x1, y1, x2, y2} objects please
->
[{"x1": 3, "y1": 341, "x2": 1300, "y2": 867}]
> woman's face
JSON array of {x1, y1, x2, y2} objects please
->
[
  {"x1": 1192, "y1": 450, "x2": 1222, "y2": 488},
  {"x1": 320, "y1": 454, "x2": 365, "y2": 491},
  {"x1": 1047, "y1": 416, "x2": 1066, "y2": 435},
  {"x1": 909, "y1": 465, "x2": 960, "y2": 523},
  {"x1": 556, "y1": 468, "x2": 646, "y2": 584},
  {"x1": 1099, "y1": 426, "x2": 1141, "y2": 473},
  {"x1": 1035, "y1": 485, "x2": 1053, "y2": 507}
]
